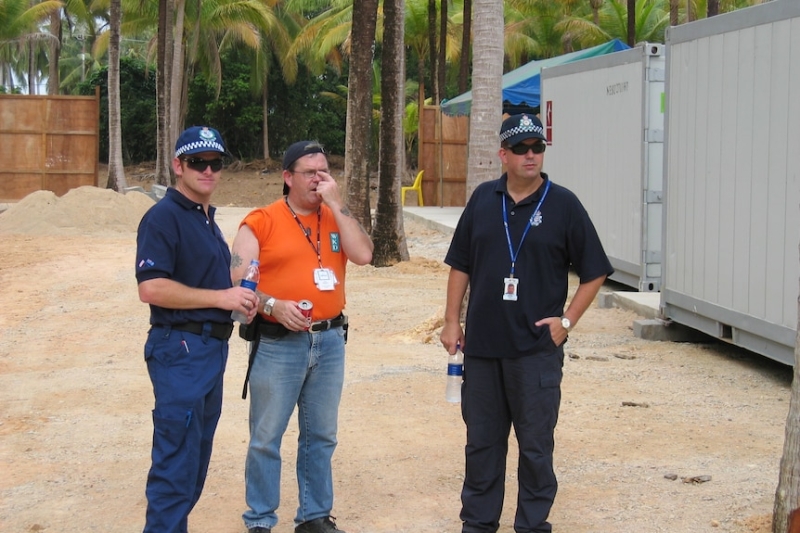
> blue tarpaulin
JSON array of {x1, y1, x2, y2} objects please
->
[{"x1": 440, "y1": 39, "x2": 630, "y2": 116}]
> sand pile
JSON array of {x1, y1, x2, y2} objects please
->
[{"x1": 0, "y1": 186, "x2": 156, "y2": 235}]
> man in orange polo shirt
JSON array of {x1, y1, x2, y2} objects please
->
[{"x1": 230, "y1": 140, "x2": 373, "y2": 533}]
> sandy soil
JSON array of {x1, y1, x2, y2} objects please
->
[{"x1": 0, "y1": 165, "x2": 792, "y2": 533}]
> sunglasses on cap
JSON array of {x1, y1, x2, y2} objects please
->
[
  {"x1": 507, "y1": 142, "x2": 546, "y2": 155},
  {"x1": 183, "y1": 157, "x2": 224, "y2": 172}
]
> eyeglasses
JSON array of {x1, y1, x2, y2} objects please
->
[
  {"x1": 184, "y1": 157, "x2": 224, "y2": 172},
  {"x1": 291, "y1": 169, "x2": 328, "y2": 180},
  {"x1": 507, "y1": 142, "x2": 546, "y2": 155}
]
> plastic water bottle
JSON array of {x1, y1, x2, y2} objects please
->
[
  {"x1": 231, "y1": 259, "x2": 260, "y2": 323},
  {"x1": 445, "y1": 344, "x2": 464, "y2": 403}
]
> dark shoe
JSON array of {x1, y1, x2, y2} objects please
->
[
  {"x1": 248, "y1": 528, "x2": 271, "y2": 533},
  {"x1": 295, "y1": 516, "x2": 346, "y2": 533}
]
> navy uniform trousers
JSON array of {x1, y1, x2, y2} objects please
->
[
  {"x1": 460, "y1": 347, "x2": 564, "y2": 533},
  {"x1": 143, "y1": 326, "x2": 229, "y2": 533}
]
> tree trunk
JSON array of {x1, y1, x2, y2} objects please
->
[
  {"x1": 344, "y1": 0, "x2": 379, "y2": 231},
  {"x1": 773, "y1": 294, "x2": 800, "y2": 532},
  {"x1": 155, "y1": 0, "x2": 174, "y2": 186},
  {"x1": 670, "y1": 0, "x2": 679, "y2": 26},
  {"x1": 428, "y1": 0, "x2": 438, "y2": 104},
  {"x1": 28, "y1": 45, "x2": 35, "y2": 95},
  {"x1": 465, "y1": 0, "x2": 503, "y2": 199},
  {"x1": 106, "y1": 0, "x2": 127, "y2": 192},
  {"x1": 372, "y1": 0, "x2": 408, "y2": 266},
  {"x1": 262, "y1": 84, "x2": 270, "y2": 161},
  {"x1": 169, "y1": 0, "x2": 187, "y2": 147},
  {"x1": 437, "y1": 0, "x2": 448, "y2": 102},
  {"x1": 48, "y1": 10, "x2": 61, "y2": 95},
  {"x1": 627, "y1": 0, "x2": 636, "y2": 47},
  {"x1": 707, "y1": 0, "x2": 719, "y2": 18},
  {"x1": 590, "y1": 0, "x2": 602, "y2": 26},
  {"x1": 458, "y1": 0, "x2": 472, "y2": 94}
]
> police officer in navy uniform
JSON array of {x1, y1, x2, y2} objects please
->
[
  {"x1": 440, "y1": 114, "x2": 613, "y2": 533},
  {"x1": 135, "y1": 126, "x2": 258, "y2": 533}
]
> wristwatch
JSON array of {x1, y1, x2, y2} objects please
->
[
  {"x1": 263, "y1": 297, "x2": 276, "y2": 316},
  {"x1": 560, "y1": 316, "x2": 572, "y2": 331}
]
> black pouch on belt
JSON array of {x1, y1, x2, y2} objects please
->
[
  {"x1": 238, "y1": 314, "x2": 260, "y2": 341},
  {"x1": 240, "y1": 314, "x2": 262, "y2": 399}
]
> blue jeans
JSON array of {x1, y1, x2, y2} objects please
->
[{"x1": 243, "y1": 327, "x2": 346, "y2": 530}]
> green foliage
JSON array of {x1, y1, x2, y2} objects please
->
[
  {"x1": 186, "y1": 53, "x2": 264, "y2": 160},
  {"x1": 186, "y1": 48, "x2": 347, "y2": 159},
  {"x1": 76, "y1": 57, "x2": 157, "y2": 164}
]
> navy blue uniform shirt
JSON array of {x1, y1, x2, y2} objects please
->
[
  {"x1": 445, "y1": 173, "x2": 613, "y2": 358},
  {"x1": 136, "y1": 187, "x2": 233, "y2": 325}
]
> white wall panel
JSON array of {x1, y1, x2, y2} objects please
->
[
  {"x1": 542, "y1": 45, "x2": 664, "y2": 291},
  {"x1": 662, "y1": 0, "x2": 800, "y2": 364}
]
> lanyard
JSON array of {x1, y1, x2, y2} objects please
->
[
  {"x1": 284, "y1": 197, "x2": 323, "y2": 267},
  {"x1": 502, "y1": 180, "x2": 550, "y2": 278}
]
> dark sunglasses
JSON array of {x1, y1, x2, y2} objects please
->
[
  {"x1": 184, "y1": 157, "x2": 224, "y2": 172},
  {"x1": 508, "y1": 142, "x2": 546, "y2": 155}
]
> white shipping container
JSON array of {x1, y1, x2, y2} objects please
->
[
  {"x1": 541, "y1": 44, "x2": 665, "y2": 292},
  {"x1": 662, "y1": 0, "x2": 800, "y2": 365}
]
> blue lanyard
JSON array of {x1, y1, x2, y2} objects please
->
[{"x1": 502, "y1": 180, "x2": 551, "y2": 278}]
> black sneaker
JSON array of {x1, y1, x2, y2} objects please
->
[
  {"x1": 294, "y1": 516, "x2": 346, "y2": 533},
  {"x1": 248, "y1": 528, "x2": 271, "y2": 533}
]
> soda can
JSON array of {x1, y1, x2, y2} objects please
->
[{"x1": 298, "y1": 300, "x2": 313, "y2": 330}]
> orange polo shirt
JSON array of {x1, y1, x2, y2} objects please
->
[{"x1": 241, "y1": 199, "x2": 348, "y2": 321}]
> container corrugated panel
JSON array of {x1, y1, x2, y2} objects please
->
[
  {"x1": 662, "y1": 0, "x2": 800, "y2": 365},
  {"x1": 541, "y1": 44, "x2": 665, "y2": 292}
]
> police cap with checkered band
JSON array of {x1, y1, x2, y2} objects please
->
[{"x1": 499, "y1": 114, "x2": 546, "y2": 146}]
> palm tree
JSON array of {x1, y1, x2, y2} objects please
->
[
  {"x1": 0, "y1": 0, "x2": 61, "y2": 93},
  {"x1": 427, "y1": 0, "x2": 437, "y2": 102},
  {"x1": 557, "y1": 0, "x2": 669, "y2": 49},
  {"x1": 106, "y1": 0, "x2": 126, "y2": 191},
  {"x1": 457, "y1": 0, "x2": 471, "y2": 94},
  {"x1": 170, "y1": 0, "x2": 277, "y2": 152},
  {"x1": 345, "y1": 0, "x2": 379, "y2": 230},
  {"x1": 627, "y1": 0, "x2": 635, "y2": 45},
  {"x1": 372, "y1": 0, "x2": 408, "y2": 265},
  {"x1": 504, "y1": 0, "x2": 566, "y2": 63},
  {"x1": 437, "y1": 0, "x2": 447, "y2": 103},
  {"x1": 46, "y1": 0, "x2": 92, "y2": 95},
  {"x1": 465, "y1": 0, "x2": 503, "y2": 199},
  {"x1": 247, "y1": 4, "x2": 296, "y2": 161},
  {"x1": 154, "y1": 0, "x2": 172, "y2": 185}
]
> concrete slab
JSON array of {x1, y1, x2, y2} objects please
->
[
  {"x1": 598, "y1": 291, "x2": 661, "y2": 320},
  {"x1": 403, "y1": 206, "x2": 462, "y2": 235},
  {"x1": 633, "y1": 318, "x2": 712, "y2": 343}
]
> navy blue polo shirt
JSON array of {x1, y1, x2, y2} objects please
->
[
  {"x1": 445, "y1": 173, "x2": 613, "y2": 358},
  {"x1": 135, "y1": 187, "x2": 233, "y2": 325}
]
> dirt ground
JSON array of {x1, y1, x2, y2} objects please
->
[{"x1": 0, "y1": 164, "x2": 793, "y2": 533}]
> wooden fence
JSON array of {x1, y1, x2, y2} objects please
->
[
  {"x1": 418, "y1": 105, "x2": 468, "y2": 207},
  {"x1": 0, "y1": 88, "x2": 99, "y2": 202}
]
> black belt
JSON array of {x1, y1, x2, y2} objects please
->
[
  {"x1": 160, "y1": 321, "x2": 234, "y2": 340},
  {"x1": 311, "y1": 313, "x2": 347, "y2": 332},
  {"x1": 258, "y1": 313, "x2": 347, "y2": 337}
]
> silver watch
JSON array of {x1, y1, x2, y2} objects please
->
[
  {"x1": 560, "y1": 316, "x2": 572, "y2": 331},
  {"x1": 263, "y1": 297, "x2": 276, "y2": 316}
]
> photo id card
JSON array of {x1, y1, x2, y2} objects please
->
[
  {"x1": 503, "y1": 277, "x2": 518, "y2": 301},
  {"x1": 314, "y1": 267, "x2": 337, "y2": 291}
]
